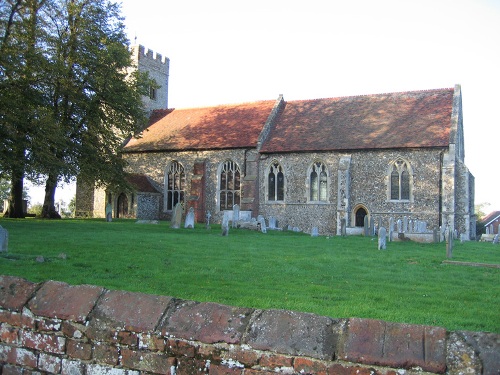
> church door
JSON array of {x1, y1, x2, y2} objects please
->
[
  {"x1": 117, "y1": 193, "x2": 128, "y2": 218},
  {"x1": 355, "y1": 207, "x2": 367, "y2": 227}
]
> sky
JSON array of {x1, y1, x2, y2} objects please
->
[{"x1": 29, "y1": 0, "x2": 500, "y2": 212}]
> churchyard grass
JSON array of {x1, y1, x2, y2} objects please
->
[{"x1": 0, "y1": 218, "x2": 499, "y2": 333}]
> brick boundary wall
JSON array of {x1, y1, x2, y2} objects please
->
[{"x1": 0, "y1": 276, "x2": 498, "y2": 375}]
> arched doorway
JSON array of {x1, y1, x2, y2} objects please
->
[
  {"x1": 117, "y1": 193, "x2": 128, "y2": 218},
  {"x1": 355, "y1": 207, "x2": 367, "y2": 227}
]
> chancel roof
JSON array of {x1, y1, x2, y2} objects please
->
[
  {"x1": 123, "y1": 88, "x2": 455, "y2": 154},
  {"x1": 259, "y1": 88, "x2": 454, "y2": 153},
  {"x1": 124, "y1": 100, "x2": 277, "y2": 152}
]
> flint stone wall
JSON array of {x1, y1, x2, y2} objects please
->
[{"x1": 1, "y1": 275, "x2": 498, "y2": 374}]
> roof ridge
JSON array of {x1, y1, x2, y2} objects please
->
[
  {"x1": 171, "y1": 98, "x2": 277, "y2": 111},
  {"x1": 286, "y1": 87, "x2": 455, "y2": 104}
]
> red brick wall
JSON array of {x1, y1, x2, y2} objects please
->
[{"x1": 0, "y1": 275, "x2": 498, "y2": 374}]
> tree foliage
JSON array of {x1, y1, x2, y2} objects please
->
[{"x1": 0, "y1": 0, "x2": 151, "y2": 218}]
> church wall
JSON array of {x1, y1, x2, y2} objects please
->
[
  {"x1": 123, "y1": 148, "x2": 251, "y2": 222},
  {"x1": 258, "y1": 149, "x2": 445, "y2": 236}
]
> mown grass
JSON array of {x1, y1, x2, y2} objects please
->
[{"x1": 1, "y1": 218, "x2": 499, "y2": 333}]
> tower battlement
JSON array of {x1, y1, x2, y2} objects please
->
[{"x1": 132, "y1": 45, "x2": 169, "y2": 65}]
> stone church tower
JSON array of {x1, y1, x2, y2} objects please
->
[{"x1": 74, "y1": 45, "x2": 169, "y2": 218}]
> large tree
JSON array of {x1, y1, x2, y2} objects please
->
[
  {"x1": 1, "y1": 0, "x2": 150, "y2": 218},
  {"x1": 0, "y1": 0, "x2": 51, "y2": 218}
]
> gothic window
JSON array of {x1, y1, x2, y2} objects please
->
[
  {"x1": 165, "y1": 161, "x2": 185, "y2": 211},
  {"x1": 389, "y1": 159, "x2": 412, "y2": 201},
  {"x1": 268, "y1": 161, "x2": 284, "y2": 201},
  {"x1": 149, "y1": 86, "x2": 157, "y2": 100},
  {"x1": 219, "y1": 160, "x2": 241, "y2": 211},
  {"x1": 309, "y1": 161, "x2": 328, "y2": 202}
]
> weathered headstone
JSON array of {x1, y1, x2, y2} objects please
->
[
  {"x1": 340, "y1": 218, "x2": 346, "y2": 237},
  {"x1": 493, "y1": 234, "x2": 499, "y2": 245},
  {"x1": 397, "y1": 219, "x2": 402, "y2": 234},
  {"x1": 408, "y1": 219, "x2": 413, "y2": 233},
  {"x1": 105, "y1": 203, "x2": 113, "y2": 222},
  {"x1": 389, "y1": 217, "x2": 394, "y2": 242},
  {"x1": 170, "y1": 202, "x2": 183, "y2": 229},
  {"x1": 403, "y1": 216, "x2": 408, "y2": 233},
  {"x1": 205, "y1": 211, "x2": 212, "y2": 229},
  {"x1": 258, "y1": 215, "x2": 267, "y2": 233},
  {"x1": 369, "y1": 217, "x2": 375, "y2": 236},
  {"x1": 232, "y1": 204, "x2": 240, "y2": 228},
  {"x1": 268, "y1": 216, "x2": 277, "y2": 230},
  {"x1": 221, "y1": 214, "x2": 229, "y2": 236},
  {"x1": 446, "y1": 227, "x2": 453, "y2": 258},
  {"x1": 0, "y1": 226, "x2": 8, "y2": 252},
  {"x1": 184, "y1": 207, "x2": 195, "y2": 229},
  {"x1": 363, "y1": 215, "x2": 369, "y2": 236},
  {"x1": 378, "y1": 227, "x2": 387, "y2": 250},
  {"x1": 311, "y1": 227, "x2": 319, "y2": 237}
]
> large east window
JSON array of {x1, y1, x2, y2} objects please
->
[
  {"x1": 165, "y1": 161, "x2": 185, "y2": 210},
  {"x1": 219, "y1": 160, "x2": 241, "y2": 210}
]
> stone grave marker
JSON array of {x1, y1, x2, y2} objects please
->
[
  {"x1": 378, "y1": 227, "x2": 387, "y2": 250},
  {"x1": 389, "y1": 217, "x2": 394, "y2": 242},
  {"x1": 311, "y1": 227, "x2": 319, "y2": 237},
  {"x1": 433, "y1": 228, "x2": 440, "y2": 243},
  {"x1": 205, "y1": 211, "x2": 211, "y2": 229},
  {"x1": 446, "y1": 227, "x2": 453, "y2": 258},
  {"x1": 397, "y1": 219, "x2": 402, "y2": 234},
  {"x1": 363, "y1": 215, "x2": 369, "y2": 236},
  {"x1": 403, "y1": 216, "x2": 408, "y2": 233},
  {"x1": 184, "y1": 207, "x2": 195, "y2": 229},
  {"x1": 258, "y1": 215, "x2": 267, "y2": 233},
  {"x1": 268, "y1": 216, "x2": 277, "y2": 230},
  {"x1": 221, "y1": 214, "x2": 229, "y2": 236},
  {"x1": 170, "y1": 202, "x2": 183, "y2": 229},
  {"x1": 369, "y1": 217, "x2": 375, "y2": 236},
  {"x1": 105, "y1": 203, "x2": 113, "y2": 222},
  {"x1": 232, "y1": 204, "x2": 240, "y2": 228},
  {"x1": 493, "y1": 234, "x2": 499, "y2": 244},
  {"x1": 0, "y1": 226, "x2": 8, "y2": 252}
]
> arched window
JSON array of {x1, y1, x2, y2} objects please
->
[
  {"x1": 309, "y1": 161, "x2": 328, "y2": 202},
  {"x1": 165, "y1": 161, "x2": 185, "y2": 211},
  {"x1": 219, "y1": 160, "x2": 241, "y2": 210},
  {"x1": 268, "y1": 161, "x2": 284, "y2": 201},
  {"x1": 389, "y1": 159, "x2": 412, "y2": 201}
]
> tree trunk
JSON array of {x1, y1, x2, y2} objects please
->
[
  {"x1": 41, "y1": 173, "x2": 61, "y2": 219},
  {"x1": 4, "y1": 170, "x2": 25, "y2": 218}
]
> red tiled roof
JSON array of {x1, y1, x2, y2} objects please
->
[
  {"x1": 124, "y1": 100, "x2": 277, "y2": 152},
  {"x1": 260, "y1": 88, "x2": 454, "y2": 153},
  {"x1": 481, "y1": 211, "x2": 500, "y2": 225},
  {"x1": 126, "y1": 174, "x2": 161, "y2": 193}
]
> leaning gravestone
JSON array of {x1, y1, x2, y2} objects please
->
[
  {"x1": 232, "y1": 204, "x2": 240, "y2": 228},
  {"x1": 0, "y1": 226, "x2": 8, "y2": 252},
  {"x1": 184, "y1": 207, "x2": 195, "y2": 229},
  {"x1": 493, "y1": 234, "x2": 499, "y2": 245},
  {"x1": 378, "y1": 227, "x2": 387, "y2": 250},
  {"x1": 170, "y1": 202, "x2": 183, "y2": 229},
  {"x1": 105, "y1": 203, "x2": 112, "y2": 222}
]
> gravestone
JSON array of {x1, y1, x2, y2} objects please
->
[
  {"x1": 232, "y1": 204, "x2": 240, "y2": 228},
  {"x1": 369, "y1": 217, "x2": 375, "y2": 236},
  {"x1": 403, "y1": 216, "x2": 408, "y2": 233},
  {"x1": 105, "y1": 203, "x2": 113, "y2": 222},
  {"x1": 311, "y1": 227, "x2": 319, "y2": 237},
  {"x1": 408, "y1": 219, "x2": 413, "y2": 233},
  {"x1": 378, "y1": 227, "x2": 387, "y2": 250},
  {"x1": 258, "y1": 215, "x2": 267, "y2": 233},
  {"x1": 184, "y1": 207, "x2": 195, "y2": 229},
  {"x1": 170, "y1": 202, "x2": 183, "y2": 229},
  {"x1": 221, "y1": 214, "x2": 229, "y2": 236},
  {"x1": 397, "y1": 219, "x2": 402, "y2": 234},
  {"x1": 340, "y1": 218, "x2": 346, "y2": 237},
  {"x1": 205, "y1": 211, "x2": 211, "y2": 229},
  {"x1": 446, "y1": 227, "x2": 453, "y2": 258},
  {"x1": 268, "y1": 216, "x2": 277, "y2": 230},
  {"x1": 0, "y1": 226, "x2": 8, "y2": 252},
  {"x1": 493, "y1": 234, "x2": 499, "y2": 244},
  {"x1": 363, "y1": 215, "x2": 369, "y2": 236},
  {"x1": 433, "y1": 228, "x2": 440, "y2": 243},
  {"x1": 389, "y1": 217, "x2": 394, "y2": 242}
]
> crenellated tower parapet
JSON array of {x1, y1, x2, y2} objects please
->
[{"x1": 130, "y1": 44, "x2": 170, "y2": 113}]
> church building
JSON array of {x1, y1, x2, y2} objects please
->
[{"x1": 75, "y1": 46, "x2": 475, "y2": 239}]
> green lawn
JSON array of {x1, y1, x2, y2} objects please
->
[{"x1": 1, "y1": 218, "x2": 499, "y2": 333}]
